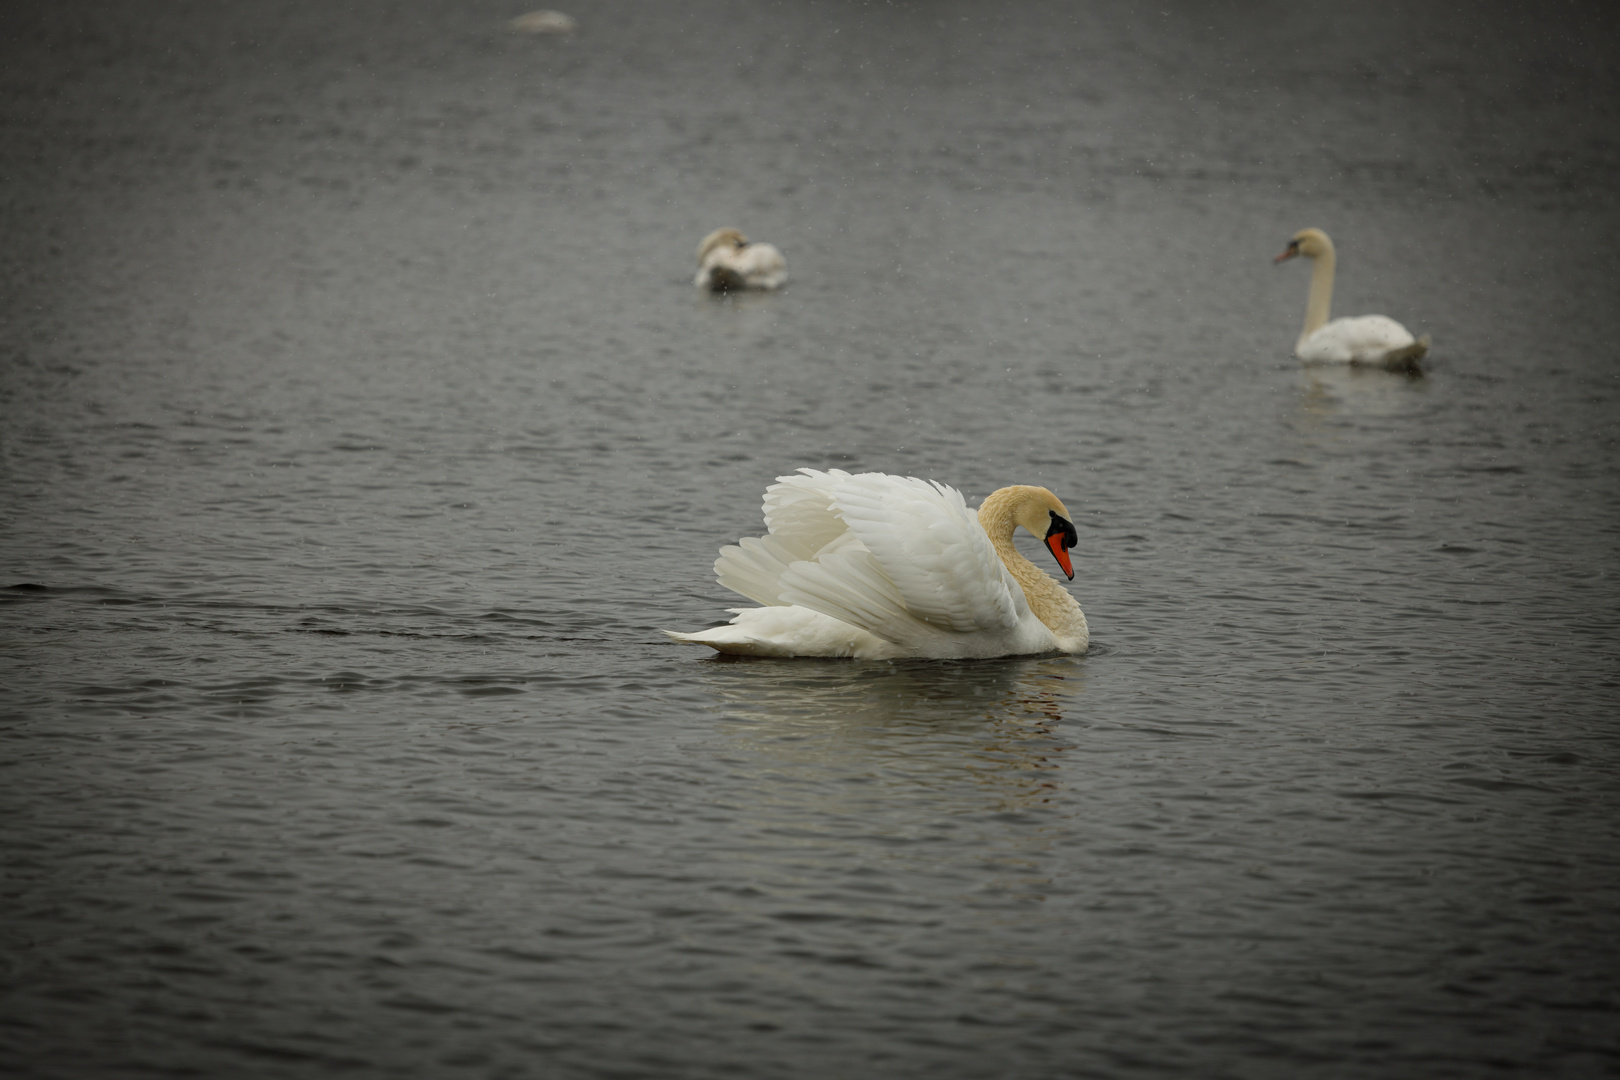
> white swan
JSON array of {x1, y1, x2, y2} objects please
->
[
  {"x1": 666, "y1": 469, "x2": 1089, "y2": 659},
  {"x1": 1275, "y1": 228, "x2": 1430, "y2": 371},
  {"x1": 509, "y1": 10, "x2": 576, "y2": 33},
  {"x1": 694, "y1": 228, "x2": 787, "y2": 291}
]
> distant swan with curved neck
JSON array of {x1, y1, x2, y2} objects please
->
[
  {"x1": 1275, "y1": 228, "x2": 1429, "y2": 372},
  {"x1": 694, "y1": 227, "x2": 787, "y2": 291},
  {"x1": 665, "y1": 469, "x2": 1088, "y2": 659}
]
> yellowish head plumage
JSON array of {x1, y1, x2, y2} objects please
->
[
  {"x1": 697, "y1": 227, "x2": 748, "y2": 264},
  {"x1": 978, "y1": 485, "x2": 1077, "y2": 580}
]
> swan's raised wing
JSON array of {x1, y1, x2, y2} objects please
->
[
  {"x1": 713, "y1": 469, "x2": 852, "y2": 607},
  {"x1": 762, "y1": 469, "x2": 850, "y2": 557},
  {"x1": 833, "y1": 474, "x2": 1024, "y2": 633},
  {"x1": 775, "y1": 472, "x2": 1024, "y2": 646}
]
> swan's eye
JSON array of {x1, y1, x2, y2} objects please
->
[{"x1": 1046, "y1": 511, "x2": 1077, "y2": 550}]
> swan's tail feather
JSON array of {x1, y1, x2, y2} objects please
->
[
  {"x1": 662, "y1": 622, "x2": 762, "y2": 652},
  {"x1": 664, "y1": 608, "x2": 898, "y2": 658},
  {"x1": 1379, "y1": 334, "x2": 1430, "y2": 374},
  {"x1": 664, "y1": 629, "x2": 704, "y2": 644},
  {"x1": 663, "y1": 625, "x2": 786, "y2": 656}
]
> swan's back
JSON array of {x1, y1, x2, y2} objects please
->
[
  {"x1": 1300, "y1": 315, "x2": 1418, "y2": 363},
  {"x1": 727, "y1": 243, "x2": 787, "y2": 288}
]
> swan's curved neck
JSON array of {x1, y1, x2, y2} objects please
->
[
  {"x1": 1301, "y1": 248, "x2": 1336, "y2": 345},
  {"x1": 978, "y1": 492, "x2": 1088, "y2": 650}
]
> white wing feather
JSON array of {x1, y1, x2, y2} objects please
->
[
  {"x1": 713, "y1": 534, "x2": 804, "y2": 608},
  {"x1": 713, "y1": 469, "x2": 848, "y2": 605},
  {"x1": 760, "y1": 468, "x2": 849, "y2": 557},
  {"x1": 828, "y1": 473, "x2": 1023, "y2": 634},
  {"x1": 731, "y1": 243, "x2": 787, "y2": 286}
]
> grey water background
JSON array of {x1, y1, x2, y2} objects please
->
[{"x1": 3, "y1": 0, "x2": 1618, "y2": 1075}]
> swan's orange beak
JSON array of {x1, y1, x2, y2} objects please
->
[
  {"x1": 1274, "y1": 243, "x2": 1299, "y2": 264},
  {"x1": 1043, "y1": 511, "x2": 1078, "y2": 580},
  {"x1": 1045, "y1": 533, "x2": 1074, "y2": 579}
]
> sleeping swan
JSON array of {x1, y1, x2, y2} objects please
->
[
  {"x1": 665, "y1": 469, "x2": 1088, "y2": 659},
  {"x1": 1275, "y1": 228, "x2": 1430, "y2": 372},
  {"x1": 694, "y1": 228, "x2": 787, "y2": 291}
]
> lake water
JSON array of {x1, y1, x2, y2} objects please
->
[{"x1": 3, "y1": 0, "x2": 1618, "y2": 1076}]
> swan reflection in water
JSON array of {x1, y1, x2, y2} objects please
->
[
  {"x1": 698, "y1": 655, "x2": 1087, "y2": 814},
  {"x1": 696, "y1": 656, "x2": 1089, "y2": 904},
  {"x1": 693, "y1": 284, "x2": 780, "y2": 315},
  {"x1": 1297, "y1": 361, "x2": 1432, "y2": 423}
]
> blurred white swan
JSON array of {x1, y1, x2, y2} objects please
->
[
  {"x1": 510, "y1": 10, "x2": 576, "y2": 33},
  {"x1": 694, "y1": 228, "x2": 787, "y2": 291},
  {"x1": 666, "y1": 469, "x2": 1088, "y2": 659},
  {"x1": 1275, "y1": 228, "x2": 1430, "y2": 371}
]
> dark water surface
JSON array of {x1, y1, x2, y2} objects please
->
[{"x1": 3, "y1": 1, "x2": 1619, "y2": 1076}]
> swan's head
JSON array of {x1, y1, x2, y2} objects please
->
[
  {"x1": 697, "y1": 227, "x2": 749, "y2": 263},
  {"x1": 1274, "y1": 227, "x2": 1335, "y2": 264},
  {"x1": 981, "y1": 485, "x2": 1078, "y2": 580}
]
